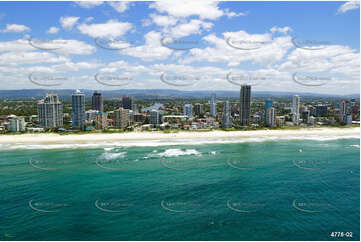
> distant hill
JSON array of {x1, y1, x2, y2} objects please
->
[{"x1": 0, "y1": 89, "x2": 358, "y2": 100}]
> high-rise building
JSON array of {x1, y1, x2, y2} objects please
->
[
  {"x1": 264, "y1": 99, "x2": 273, "y2": 123},
  {"x1": 239, "y1": 85, "x2": 251, "y2": 126},
  {"x1": 315, "y1": 104, "x2": 328, "y2": 116},
  {"x1": 86, "y1": 110, "x2": 99, "y2": 122},
  {"x1": 95, "y1": 112, "x2": 108, "y2": 130},
  {"x1": 341, "y1": 100, "x2": 350, "y2": 122},
  {"x1": 37, "y1": 93, "x2": 63, "y2": 128},
  {"x1": 132, "y1": 104, "x2": 137, "y2": 113},
  {"x1": 72, "y1": 89, "x2": 85, "y2": 129},
  {"x1": 301, "y1": 110, "x2": 310, "y2": 123},
  {"x1": 266, "y1": 107, "x2": 275, "y2": 127},
  {"x1": 275, "y1": 116, "x2": 285, "y2": 127},
  {"x1": 150, "y1": 109, "x2": 160, "y2": 125},
  {"x1": 122, "y1": 95, "x2": 133, "y2": 110},
  {"x1": 222, "y1": 100, "x2": 232, "y2": 128},
  {"x1": 194, "y1": 103, "x2": 203, "y2": 116},
  {"x1": 114, "y1": 108, "x2": 130, "y2": 129},
  {"x1": 9, "y1": 117, "x2": 25, "y2": 132},
  {"x1": 210, "y1": 93, "x2": 216, "y2": 117},
  {"x1": 292, "y1": 95, "x2": 300, "y2": 125},
  {"x1": 184, "y1": 104, "x2": 193, "y2": 118},
  {"x1": 91, "y1": 91, "x2": 103, "y2": 112}
]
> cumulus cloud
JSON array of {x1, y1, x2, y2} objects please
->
[
  {"x1": 77, "y1": 20, "x2": 132, "y2": 38},
  {"x1": 75, "y1": 1, "x2": 103, "y2": 8},
  {"x1": 60, "y1": 16, "x2": 80, "y2": 30},
  {"x1": 1, "y1": 24, "x2": 30, "y2": 33},
  {"x1": 109, "y1": 1, "x2": 132, "y2": 13},
  {"x1": 270, "y1": 26, "x2": 292, "y2": 34},
  {"x1": 149, "y1": 0, "x2": 224, "y2": 20},
  {"x1": 47, "y1": 26, "x2": 59, "y2": 34},
  {"x1": 121, "y1": 31, "x2": 173, "y2": 61},
  {"x1": 337, "y1": 1, "x2": 360, "y2": 14}
]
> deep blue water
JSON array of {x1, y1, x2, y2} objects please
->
[{"x1": 0, "y1": 138, "x2": 359, "y2": 240}]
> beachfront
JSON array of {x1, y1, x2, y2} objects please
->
[{"x1": 0, "y1": 127, "x2": 359, "y2": 145}]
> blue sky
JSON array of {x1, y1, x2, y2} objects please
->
[{"x1": 0, "y1": 1, "x2": 359, "y2": 94}]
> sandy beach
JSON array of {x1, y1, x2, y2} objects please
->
[{"x1": 0, "y1": 127, "x2": 359, "y2": 145}]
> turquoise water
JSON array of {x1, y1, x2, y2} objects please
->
[{"x1": 0, "y1": 138, "x2": 359, "y2": 240}]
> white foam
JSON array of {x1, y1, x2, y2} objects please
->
[
  {"x1": 0, "y1": 134, "x2": 359, "y2": 150},
  {"x1": 101, "y1": 152, "x2": 126, "y2": 160},
  {"x1": 156, "y1": 149, "x2": 201, "y2": 157}
]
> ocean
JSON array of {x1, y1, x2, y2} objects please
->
[{"x1": 0, "y1": 136, "x2": 359, "y2": 241}]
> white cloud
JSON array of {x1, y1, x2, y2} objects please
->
[
  {"x1": 278, "y1": 45, "x2": 360, "y2": 78},
  {"x1": 0, "y1": 39, "x2": 95, "y2": 55},
  {"x1": 109, "y1": 1, "x2": 131, "y2": 13},
  {"x1": 47, "y1": 26, "x2": 59, "y2": 34},
  {"x1": 1, "y1": 24, "x2": 30, "y2": 33},
  {"x1": 181, "y1": 30, "x2": 293, "y2": 67},
  {"x1": 77, "y1": 20, "x2": 132, "y2": 38},
  {"x1": 75, "y1": 1, "x2": 103, "y2": 8},
  {"x1": 150, "y1": 0, "x2": 224, "y2": 20},
  {"x1": 270, "y1": 26, "x2": 292, "y2": 34},
  {"x1": 166, "y1": 19, "x2": 213, "y2": 39},
  {"x1": 337, "y1": 1, "x2": 360, "y2": 14},
  {"x1": 60, "y1": 16, "x2": 80, "y2": 30},
  {"x1": 224, "y1": 9, "x2": 248, "y2": 18},
  {"x1": 0, "y1": 51, "x2": 68, "y2": 65},
  {"x1": 121, "y1": 31, "x2": 173, "y2": 61},
  {"x1": 149, "y1": 14, "x2": 178, "y2": 27}
]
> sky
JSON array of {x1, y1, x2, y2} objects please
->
[{"x1": 0, "y1": 1, "x2": 359, "y2": 94}]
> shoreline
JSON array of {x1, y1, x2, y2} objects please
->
[{"x1": 0, "y1": 127, "x2": 359, "y2": 145}]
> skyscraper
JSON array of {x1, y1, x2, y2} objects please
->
[
  {"x1": 222, "y1": 100, "x2": 232, "y2": 128},
  {"x1": 266, "y1": 107, "x2": 275, "y2": 127},
  {"x1": 264, "y1": 99, "x2": 273, "y2": 122},
  {"x1": 341, "y1": 100, "x2": 349, "y2": 122},
  {"x1": 95, "y1": 112, "x2": 108, "y2": 130},
  {"x1": 194, "y1": 103, "x2": 203, "y2": 116},
  {"x1": 114, "y1": 108, "x2": 130, "y2": 129},
  {"x1": 37, "y1": 93, "x2": 63, "y2": 128},
  {"x1": 184, "y1": 104, "x2": 193, "y2": 118},
  {"x1": 72, "y1": 89, "x2": 85, "y2": 129},
  {"x1": 150, "y1": 109, "x2": 160, "y2": 125},
  {"x1": 239, "y1": 85, "x2": 251, "y2": 126},
  {"x1": 92, "y1": 91, "x2": 103, "y2": 112},
  {"x1": 122, "y1": 95, "x2": 133, "y2": 110},
  {"x1": 210, "y1": 93, "x2": 216, "y2": 117},
  {"x1": 292, "y1": 95, "x2": 300, "y2": 125}
]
